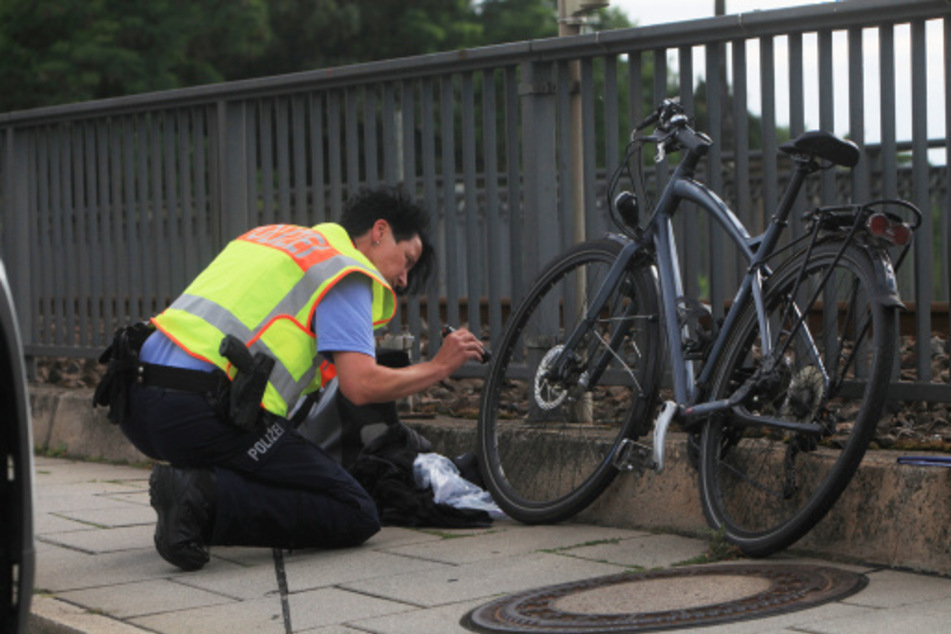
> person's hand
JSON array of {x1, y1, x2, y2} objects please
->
[{"x1": 435, "y1": 327, "x2": 486, "y2": 373}]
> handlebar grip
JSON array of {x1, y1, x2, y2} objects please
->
[{"x1": 674, "y1": 126, "x2": 711, "y2": 155}]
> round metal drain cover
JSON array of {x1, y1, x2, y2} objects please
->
[{"x1": 464, "y1": 563, "x2": 867, "y2": 633}]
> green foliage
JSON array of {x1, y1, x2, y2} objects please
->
[
  {"x1": 0, "y1": 0, "x2": 633, "y2": 112},
  {"x1": 0, "y1": 0, "x2": 270, "y2": 111}
]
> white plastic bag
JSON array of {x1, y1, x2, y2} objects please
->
[{"x1": 413, "y1": 453, "x2": 505, "y2": 519}]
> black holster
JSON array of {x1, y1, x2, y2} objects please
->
[
  {"x1": 218, "y1": 334, "x2": 276, "y2": 432},
  {"x1": 92, "y1": 322, "x2": 155, "y2": 424}
]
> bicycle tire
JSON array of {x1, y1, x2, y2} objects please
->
[
  {"x1": 478, "y1": 238, "x2": 662, "y2": 523},
  {"x1": 698, "y1": 240, "x2": 896, "y2": 556}
]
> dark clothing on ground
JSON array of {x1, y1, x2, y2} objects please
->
[{"x1": 349, "y1": 423, "x2": 492, "y2": 529}]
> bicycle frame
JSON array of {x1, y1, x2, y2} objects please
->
[{"x1": 557, "y1": 145, "x2": 829, "y2": 437}]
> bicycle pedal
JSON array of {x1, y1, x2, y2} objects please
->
[
  {"x1": 612, "y1": 438, "x2": 653, "y2": 473},
  {"x1": 652, "y1": 401, "x2": 679, "y2": 474}
]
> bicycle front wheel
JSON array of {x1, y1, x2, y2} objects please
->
[
  {"x1": 698, "y1": 240, "x2": 896, "y2": 556},
  {"x1": 478, "y1": 238, "x2": 662, "y2": 523}
]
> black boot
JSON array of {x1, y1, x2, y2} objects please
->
[{"x1": 149, "y1": 464, "x2": 216, "y2": 571}]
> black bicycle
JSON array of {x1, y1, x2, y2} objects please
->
[{"x1": 477, "y1": 98, "x2": 920, "y2": 556}]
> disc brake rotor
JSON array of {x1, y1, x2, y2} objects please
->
[{"x1": 535, "y1": 345, "x2": 569, "y2": 410}]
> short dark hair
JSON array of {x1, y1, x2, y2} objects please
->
[{"x1": 340, "y1": 185, "x2": 435, "y2": 295}]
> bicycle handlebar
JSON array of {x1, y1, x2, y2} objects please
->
[{"x1": 633, "y1": 97, "x2": 711, "y2": 158}]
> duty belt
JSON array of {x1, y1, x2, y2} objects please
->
[{"x1": 137, "y1": 362, "x2": 226, "y2": 394}]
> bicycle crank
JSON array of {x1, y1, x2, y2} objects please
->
[{"x1": 612, "y1": 401, "x2": 679, "y2": 474}]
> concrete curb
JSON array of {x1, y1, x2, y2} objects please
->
[{"x1": 31, "y1": 386, "x2": 951, "y2": 576}]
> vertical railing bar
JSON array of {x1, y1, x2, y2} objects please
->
[
  {"x1": 628, "y1": 51, "x2": 643, "y2": 136},
  {"x1": 504, "y1": 66, "x2": 523, "y2": 307},
  {"x1": 124, "y1": 118, "x2": 142, "y2": 321},
  {"x1": 73, "y1": 123, "x2": 91, "y2": 345},
  {"x1": 379, "y1": 82, "x2": 399, "y2": 334},
  {"x1": 242, "y1": 102, "x2": 258, "y2": 230},
  {"x1": 705, "y1": 41, "x2": 726, "y2": 310},
  {"x1": 292, "y1": 96, "x2": 308, "y2": 226},
  {"x1": 730, "y1": 39, "x2": 750, "y2": 293},
  {"x1": 276, "y1": 98, "x2": 291, "y2": 222},
  {"x1": 364, "y1": 86, "x2": 379, "y2": 187},
  {"x1": 111, "y1": 120, "x2": 129, "y2": 322},
  {"x1": 383, "y1": 83, "x2": 399, "y2": 185},
  {"x1": 261, "y1": 100, "x2": 276, "y2": 224},
  {"x1": 85, "y1": 122, "x2": 104, "y2": 345},
  {"x1": 399, "y1": 80, "x2": 421, "y2": 355},
  {"x1": 482, "y1": 68, "x2": 503, "y2": 349},
  {"x1": 879, "y1": 26, "x2": 898, "y2": 199},
  {"x1": 164, "y1": 111, "x2": 182, "y2": 309},
  {"x1": 135, "y1": 114, "x2": 153, "y2": 320},
  {"x1": 848, "y1": 27, "x2": 869, "y2": 203},
  {"x1": 38, "y1": 131, "x2": 53, "y2": 345},
  {"x1": 194, "y1": 107, "x2": 213, "y2": 266},
  {"x1": 652, "y1": 49, "x2": 669, "y2": 193},
  {"x1": 328, "y1": 91, "x2": 344, "y2": 221},
  {"x1": 178, "y1": 110, "x2": 196, "y2": 290},
  {"x1": 603, "y1": 56, "x2": 619, "y2": 191},
  {"x1": 557, "y1": 62, "x2": 573, "y2": 253},
  {"x1": 95, "y1": 121, "x2": 115, "y2": 341},
  {"x1": 19, "y1": 131, "x2": 36, "y2": 350},
  {"x1": 848, "y1": 27, "x2": 871, "y2": 378},
  {"x1": 345, "y1": 87, "x2": 361, "y2": 195},
  {"x1": 421, "y1": 77, "x2": 441, "y2": 350},
  {"x1": 461, "y1": 72, "x2": 481, "y2": 334},
  {"x1": 818, "y1": 30, "x2": 835, "y2": 201},
  {"x1": 760, "y1": 35, "x2": 778, "y2": 238},
  {"x1": 62, "y1": 126, "x2": 79, "y2": 342},
  {"x1": 681, "y1": 45, "x2": 700, "y2": 300},
  {"x1": 309, "y1": 93, "x2": 327, "y2": 224},
  {"x1": 945, "y1": 16, "x2": 951, "y2": 312},
  {"x1": 440, "y1": 74, "x2": 460, "y2": 329},
  {"x1": 580, "y1": 57, "x2": 598, "y2": 245},
  {"x1": 817, "y1": 29, "x2": 838, "y2": 362},
  {"x1": 910, "y1": 18, "x2": 932, "y2": 381},
  {"x1": 788, "y1": 32, "x2": 806, "y2": 243},
  {"x1": 146, "y1": 112, "x2": 170, "y2": 314}
]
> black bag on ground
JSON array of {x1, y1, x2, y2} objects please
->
[{"x1": 348, "y1": 423, "x2": 492, "y2": 529}]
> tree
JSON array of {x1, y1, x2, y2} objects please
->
[
  {"x1": 0, "y1": 0, "x2": 633, "y2": 113},
  {"x1": 0, "y1": 0, "x2": 270, "y2": 112}
]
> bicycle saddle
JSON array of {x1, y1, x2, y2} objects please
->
[{"x1": 780, "y1": 130, "x2": 860, "y2": 168}]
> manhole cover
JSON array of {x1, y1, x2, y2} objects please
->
[{"x1": 464, "y1": 563, "x2": 867, "y2": 633}]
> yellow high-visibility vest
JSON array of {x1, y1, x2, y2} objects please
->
[{"x1": 152, "y1": 223, "x2": 396, "y2": 417}]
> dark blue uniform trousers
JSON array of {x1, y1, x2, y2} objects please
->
[{"x1": 121, "y1": 382, "x2": 380, "y2": 549}]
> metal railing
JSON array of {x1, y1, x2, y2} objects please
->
[{"x1": 1, "y1": 0, "x2": 948, "y2": 401}]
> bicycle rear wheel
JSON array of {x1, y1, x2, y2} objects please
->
[
  {"x1": 698, "y1": 240, "x2": 896, "y2": 556},
  {"x1": 478, "y1": 238, "x2": 662, "y2": 523}
]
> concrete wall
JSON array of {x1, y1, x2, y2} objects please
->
[{"x1": 31, "y1": 386, "x2": 951, "y2": 576}]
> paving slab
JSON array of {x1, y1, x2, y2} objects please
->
[
  {"x1": 27, "y1": 455, "x2": 951, "y2": 634},
  {"x1": 57, "y1": 578, "x2": 236, "y2": 619},
  {"x1": 382, "y1": 521, "x2": 643, "y2": 565},
  {"x1": 569, "y1": 532, "x2": 710, "y2": 569},
  {"x1": 55, "y1": 504, "x2": 154, "y2": 529},
  {"x1": 130, "y1": 586, "x2": 412, "y2": 634},
  {"x1": 351, "y1": 598, "x2": 488, "y2": 634},
  {"x1": 340, "y1": 550, "x2": 624, "y2": 607},
  {"x1": 840, "y1": 568, "x2": 951, "y2": 608}
]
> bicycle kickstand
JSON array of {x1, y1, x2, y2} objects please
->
[{"x1": 612, "y1": 401, "x2": 679, "y2": 474}]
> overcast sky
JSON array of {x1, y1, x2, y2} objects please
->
[
  {"x1": 610, "y1": 0, "x2": 821, "y2": 26},
  {"x1": 601, "y1": 0, "x2": 945, "y2": 152}
]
